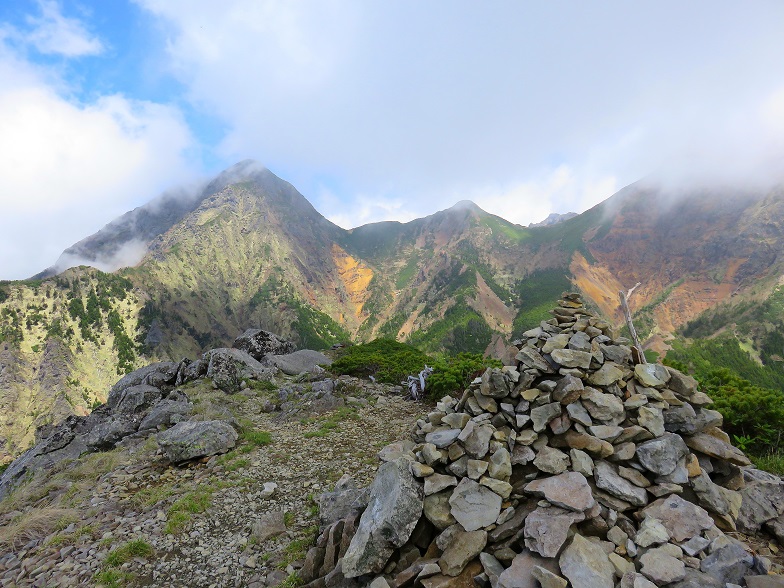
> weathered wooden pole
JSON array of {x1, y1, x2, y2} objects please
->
[{"x1": 619, "y1": 283, "x2": 647, "y2": 364}]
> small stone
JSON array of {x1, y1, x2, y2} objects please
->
[
  {"x1": 635, "y1": 517, "x2": 669, "y2": 547},
  {"x1": 411, "y1": 462, "x2": 435, "y2": 477},
  {"x1": 524, "y1": 506, "x2": 586, "y2": 557},
  {"x1": 467, "y1": 459, "x2": 489, "y2": 480},
  {"x1": 524, "y1": 471, "x2": 595, "y2": 512},
  {"x1": 531, "y1": 565, "x2": 568, "y2": 588},
  {"x1": 533, "y1": 446, "x2": 570, "y2": 474},
  {"x1": 570, "y1": 448, "x2": 594, "y2": 477},
  {"x1": 559, "y1": 534, "x2": 615, "y2": 588},
  {"x1": 531, "y1": 402, "x2": 563, "y2": 433},
  {"x1": 639, "y1": 546, "x2": 686, "y2": 584},
  {"x1": 449, "y1": 478, "x2": 502, "y2": 532},
  {"x1": 424, "y1": 474, "x2": 458, "y2": 496}
]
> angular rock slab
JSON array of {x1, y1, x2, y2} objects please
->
[
  {"x1": 438, "y1": 529, "x2": 487, "y2": 576},
  {"x1": 157, "y1": 420, "x2": 238, "y2": 462},
  {"x1": 524, "y1": 506, "x2": 585, "y2": 557},
  {"x1": 635, "y1": 432, "x2": 689, "y2": 476},
  {"x1": 684, "y1": 432, "x2": 751, "y2": 466},
  {"x1": 448, "y1": 478, "x2": 502, "y2": 532},
  {"x1": 594, "y1": 460, "x2": 648, "y2": 507},
  {"x1": 342, "y1": 458, "x2": 424, "y2": 578},
  {"x1": 558, "y1": 534, "x2": 615, "y2": 588},
  {"x1": 641, "y1": 494, "x2": 714, "y2": 542},
  {"x1": 524, "y1": 471, "x2": 595, "y2": 512},
  {"x1": 232, "y1": 328, "x2": 295, "y2": 360},
  {"x1": 498, "y1": 549, "x2": 561, "y2": 588}
]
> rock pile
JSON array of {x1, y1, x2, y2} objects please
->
[
  {"x1": 0, "y1": 329, "x2": 329, "y2": 500},
  {"x1": 301, "y1": 294, "x2": 784, "y2": 588}
]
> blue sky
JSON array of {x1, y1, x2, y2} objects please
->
[{"x1": 1, "y1": 1, "x2": 784, "y2": 279}]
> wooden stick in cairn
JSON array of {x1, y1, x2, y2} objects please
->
[{"x1": 619, "y1": 282, "x2": 647, "y2": 364}]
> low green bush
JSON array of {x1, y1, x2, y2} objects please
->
[{"x1": 328, "y1": 339, "x2": 433, "y2": 384}]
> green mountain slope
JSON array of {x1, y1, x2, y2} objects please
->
[{"x1": 4, "y1": 163, "x2": 784, "y2": 463}]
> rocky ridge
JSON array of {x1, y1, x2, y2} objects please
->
[
  {"x1": 299, "y1": 294, "x2": 784, "y2": 588},
  {"x1": 0, "y1": 328, "x2": 301, "y2": 501}
]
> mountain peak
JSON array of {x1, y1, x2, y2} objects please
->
[{"x1": 449, "y1": 200, "x2": 483, "y2": 213}]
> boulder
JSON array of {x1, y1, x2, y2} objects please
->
[
  {"x1": 157, "y1": 420, "x2": 238, "y2": 462},
  {"x1": 138, "y1": 398, "x2": 193, "y2": 431},
  {"x1": 107, "y1": 362, "x2": 179, "y2": 408},
  {"x1": 205, "y1": 348, "x2": 272, "y2": 393},
  {"x1": 342, "y1": 458, "x2": 424, "y2": 578},
  {"x1": 232, "y1": 328, "x2": 296, "y2": 360},
  {"x1": 269, "y1": 349, "x2": 331, "y2": 375}
]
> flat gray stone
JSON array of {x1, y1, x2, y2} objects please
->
[
  {"x1": 551, "y1": 348, "x2": 593, "y2": 370},
  {"x1": 533, "y1": 446, "x2": 570, "y2": 474},
  {"x1": 581, "y1": 388, "x2": 624, "y2": 424},
  {"x1": 594, "y1": 461, "x2": 648, "y2": 506},
  {"x1": 438, "y1": 529, "x2": 487, "y2": 576},
  {"x1": 635, "y1": 432, "x2": 689, "y2": 476},
  {"x1": 639, "y1": 547, "x2": 686, "y2": 584},
  {"x1": 641, "y1": 494, "x2": 714, "y2": 542},
  {"x1": 559, "y1": 534, "x2": 615, "y2": 588},
  {"x1": 448, "y1": 478, "x2": 502, "y2": 532},
  {"x1": 524, "y1": 471, "x2": 595, "y2": 512},
  {"x1": 524, "y1": 506, "x2": 585, "y2": 557},
  {"x1": 498, "y1": 549, "x2": 562, "y2": 588},
  {"x1": 531, "y1": 402, "x2": 562, "y2": 433},
  {"x1": 634, "y1": 364, "x2": 671, "y2": 388},
  {"x1": 425, "y1": 428, "x2": 462, "y2": 449}
]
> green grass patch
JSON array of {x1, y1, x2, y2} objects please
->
[
  {"x1": 94, "y1": 569, "x2": 135, "y2": 588},
  {"x1": 105, "y1": 539, "x2": 154, "y2": 567},
  {"x1": 164, "y1": 487, "x2": 214, "y2": 534},
  {"x1": 752, "y1": 452, "x2": 784, "y2": 476},
  {"x1": 241, "y1": 430, "x2": 273, "y2": 446},
  {"x1": 128, "y1": 484, "x2": 175, "y2": 508}
]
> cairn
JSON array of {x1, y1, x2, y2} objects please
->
[{"x1": 302, "y1": 294, "x2": 784, "y2": 588}]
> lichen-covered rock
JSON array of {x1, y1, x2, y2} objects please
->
[
  {"x1": 107, "y1": 362, "x2": 179, "y2": 408},
  {"x1": 157, "y1": 420, "x2": 238, "y2": 462},
  {"x1": 232, "y1": 328, "x2": 296, "y2": 360}
]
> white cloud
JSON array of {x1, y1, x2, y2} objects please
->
[
  {"x1": 0, "y1": 26, "x2": 195, "y2": 279},
  {"x1": 24, "y1": 0, "x2": 103, "y2": 57},
  {"x1": 470, "y1": 167, "x2": 618, "y2": 227}
]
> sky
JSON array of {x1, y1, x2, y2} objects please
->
[{"x1": 1, "y1": 1, "x2": 784, "y2": 279}]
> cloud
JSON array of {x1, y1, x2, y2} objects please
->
[
  {"x1": 135, "y1": 1, "x2": 784, "y2": 228},
  {"x1": 0, "y1": 20, "x2": 195, "y2": 279},
  {"x1": 469, "y1": 167, "x2": 618, "y2": 227},
  {"x1": 11, "y1": 0, "x2": 105, "y2": 57}
]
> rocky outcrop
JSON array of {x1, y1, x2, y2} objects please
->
[
  {"x1": 233, "y1": 328, "x2": 296, "y2": 360},
  {"x1": 0, "y1": 331, "x2": 296, "y2": 500},
  {"x1": 301, "y1": 294, "x2": 779, "y2": 587}
]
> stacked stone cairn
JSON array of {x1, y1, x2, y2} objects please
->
[{"x1": 302, "y1": 293, "x2": 784, "y2": 588}]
